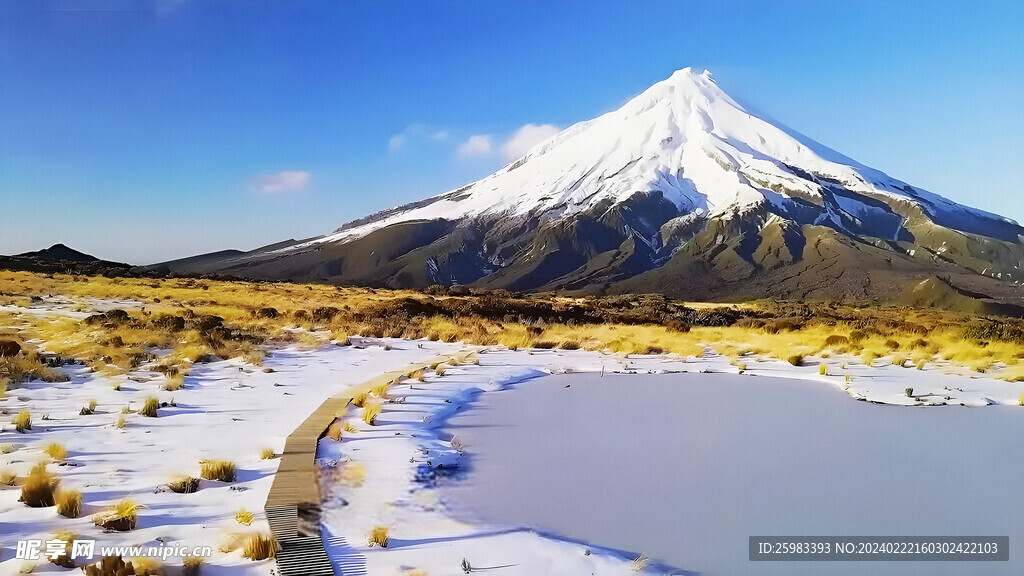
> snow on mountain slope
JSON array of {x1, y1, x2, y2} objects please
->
[
  {"x1": 274, "y1": 67, "x2": 1017, "y2": 256},
  {"x1": 166, "y1": 68, "x2": 1024, "y2": 305}
]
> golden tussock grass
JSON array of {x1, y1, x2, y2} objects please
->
[
  {"x1": 241, "y1": 533, "x2": 277, "y2": 560},
  {"x1": 631, "y1": 552, "x2": 650, "y2": 572},
  {"x1": 43, "y1": 442, "x2": 67, "y2": 460},
  {"x1": 163, "y1": 372, "x2": 185, "y2": 391},
  {"x1": 1, "y1": 443, "x2": 15, "y2": 454},
  {"x1": 3, "y1": 271, "x2": 1022, "y2": 379},
  {"x1": 12, "y1": 410, "x2": 31, "y2": 433},
  {"x1": 970, "y1": 359, "x2": 992, "y2": 373},
  {"x1": 343, "y1": 421, "x2": 359, "y2": 433},
  {"x1": 92, "y1": 498, "x2": 142, "y2": 531},
  {"x1": 433, "y1": 363, "x2": 449, "y2": 376},
  {"x1": 125, "y1": 557, "x2": 162, "y2": 575},
  {"x1": 139, "y1": 396, "x2": 160, "y2": 417},
  {"x1": 259, "y1": 447, "x2": 275, "y2": 460},
  {"x1": 370, "y1": 379, "x2": 392, "y2": 397},
  {"x1": 20, "y1": 462, "x2": 58, "y2": 507},
  {"x1": 55, "y1": 488, "x2": 82, "y2": 518},
  {"x1": 999, "y1": 364, "x2": 1024, "y2": 382},
  {"x1": 362, "y1": 398, "x2": 382, "y2": 425},
  {"x1": 183, "y1": 555, "x2": 204, "y2": 575},
  {"x1": 115, "y1": 415, "x2": 126, "y2": 428},
  {"x1": 818, "y1": 362, "x2": 828, "y2": 375},
  {"x1": 367, "y1": 525, "x2": 389, "y2": 548},
  {"x1": 351, "y1": 391, "x2": 369, "y2": 408},
  {"x1": 1, "y1": 469, "x2": 16, "y2": 485},
  {"x1": 47, "y1": 530, "x2": 75, "y2": 568},
  {"x1": 235, "y1": 508, "x2": 255, "y2": 526},
  {"x1": 168, "y1": 476, "x2": 200, "y2": 493},
  {"x1": 199, "y1": 459, "x2": 236, "y2": 482}
]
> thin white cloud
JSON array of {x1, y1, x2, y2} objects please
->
[
  {"x1": 253, "y1": 171, "x2": 310, "y2": 194},
  {"x1": 457, "y1": 135, "x2": 493, "y2": 158},
  {"x1": 388, "y1": 134, "x2": 407, "y2": 152},
  {"x1": 502, "y1": 123, "x2": 561, "y2": 161},
  {"x1": 389, "y1": 124, "x2": 449, "y2": 153}
]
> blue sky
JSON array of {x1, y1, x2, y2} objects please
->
[{"x1": 1, "y1": 0, "x2": 1021, "y2": 264}]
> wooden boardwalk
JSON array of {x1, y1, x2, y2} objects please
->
[{"x1": 265, "y1": 349, "x2": 473, "y2": 575}]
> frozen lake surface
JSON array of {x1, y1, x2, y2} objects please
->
[{"x1": 440, "y1": 372, "x2": 1024, "y2": 575}]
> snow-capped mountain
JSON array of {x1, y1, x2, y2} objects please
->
[{"x1": 160, "y1": 68, "x2": 1024, "y2": 304}]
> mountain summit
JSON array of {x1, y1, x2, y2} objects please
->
[{"x1": 166, "y1": 68, "x2": 1024, "y2": 304}]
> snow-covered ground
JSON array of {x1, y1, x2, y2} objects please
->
[
  {"x1": 0, "y1": 333, "x2": 462, "y2": 575},
  {"x1": 3, "y1": 300, "x2": 1023, "y2": 575}
]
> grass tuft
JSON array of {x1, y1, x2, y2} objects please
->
[
  {"x1": 199, "y1": 459, "x2": 236, "y2": 482},
  {"x1": 12, "y1": 410, "x2": 31, "y2": 433},
  {"x1": 351, "y1": 391, "x2": 368, "y2": 408},
  {"x1": 168, "y1": 476, "x2": 200, "y2": 493},
  {"x1": 362, "y1": 398, "x2": 382, "y2": 425},
  {"x1": 126, "y1": 557, "x2": 161, "y2": 575},
  {"x1": 786, "y1": 355, "x2": 803, "y2": 367},
  {"x1": 824, "y1": 334, "x2": 849, "y2": 347},
  {"x1": 92, "y1": 498, "x2": 142, "y2": 531},
  {"x1": 259, "y1": 447, "x2": 275, "y2": 460},
  {"x1": 367, "y1": 525, "x2": 389, "y2": 548},
  {"x1": 235, "y1": 508, "x2": 255, "y2": 526},
  {"x1": 818, "y1": 362, "x2": 828, "y2": 375},
  {"x1": 139, "y1": 396, "x2": 159, "y2": 417},
  {"x1": 183, "y1": 554, "x2": 204, "y2": 576},
  {"x1": 44, "y1": 442, "x2": 67, "y2": 460},
  {"x1": 631, "y1": 552, "x2": 650, "y2": 572},
  {"x1": 370, "y1": 379, "x2": 392, "y2": 397},
  {"x1": 19, "y1": 463, "x2": 58, "y2": 507},
  {"x1": 163, "y1": 372, "x2": 185, "y2": 391},
  {"x1": 55, "y1": 488, "x2": 82, "y2": 518},
  {"x1": 241, "y1": 533, "x2": 276, "y2": 560}
]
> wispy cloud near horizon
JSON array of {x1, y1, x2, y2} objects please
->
[
  {"x1": 388, "y1": 124, "x2": 449, "y2": 153},
  {"x1": 502, "y1": 123, "x2": 561, "y2": 161},
  {"x1": 456, "y1": 134, "x2": 493, "y2": 158},
  {"x1": 252, "y1": 171, "x2": 310, "y2": 194}
]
